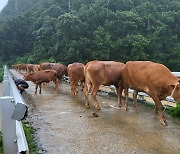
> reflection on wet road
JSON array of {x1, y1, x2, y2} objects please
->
[{"x1": 11, "y1": 70, "x2": 180, "y2": 154}]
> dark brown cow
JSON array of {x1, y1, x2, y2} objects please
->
[
  {"x1": 23, "y1": 70, "x2": 59, "y2": 94},
  {"x1": 120, "y1": 61, "x2": 180, "y2": 125},
  {"x1": 68, "y1": 63, "x2": 85, "y2": 96},
  {"x1": 51, "y1": 63, "x2": 68, "y2": 80},
  {"x1": 84, "y1": 60, "x2": 125, "y2": 110},
  {"x1": 39, "y1": 62, "x2": 52, "y2": 70}
]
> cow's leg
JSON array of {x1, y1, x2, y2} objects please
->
[
  {"x1": 84, "y1": 81, "x2": 90, "y2": 108},
  {"x1": 149, "y1": 92, "x2": 167, "y2": 126},
  {"x1": 39, "y1": 83, "x2": 42, "y2": 94},
  {"x1": 35, "y1": 84, "x2": 38, "y2": 94},
  {"x1": 69, "y1": 76, "x2": 73, "y2": 91},
  {"x1": 70, "y1": 80, "x2": 76, "y2": 95},
  {"x1": 91, "y1": 85, "x2": 101, "y2": 110},
  {"x1": 116, "y1": 86, "x2": 123, "y2": 108},
  {"x1": 80, "y1": 81, "x2": 84, "y2": 91},
  {"x1": 123, "y1": 88, "x2": 129, "y2": 111},
  {"x1": 74, "y1": 81, "x2": 78, "y2": 96},
  {"x1": 53, "y1": 79, "x2": 59, "y2": 94},
  {"x1": 154, "y1": 105, "x2": 158, "y2": 117},
  {"x1": 133, "y1": 90, "x2": 140, "y2": 112}
]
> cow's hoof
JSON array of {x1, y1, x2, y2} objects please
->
[
  {"x1": 136, "y1": 109, "x2": 141, "y2": 113},
  {"x1": 118, "y1": 104, "x2": 123, "y2": 108},
  {"x1": 96, "y1": 107, "x2": 101, "y2": 110},
  {"x1": 160, "y1": 119, "x2": 167, "y2": 126},
  {"x1": 86, "y1": 105, "x2": 90, "y2": 108},
  {"x1": 124, "y1": 107, "x2": 129, "y2": 111}
]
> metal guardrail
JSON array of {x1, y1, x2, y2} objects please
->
[
  {"x1": 0, "y1": 66, "x2": 29, "y2": 154},
  {"x1": 172, "y1": 72, "x2": 180, "y2": 78}
]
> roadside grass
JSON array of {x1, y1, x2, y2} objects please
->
[
  {"x1": 0, "y1": 66, "x2": 3, "y2": 83},
  {"x1": 22, "y1": 122, "x2": 39, "y2": 153},
  {"x1": 0, "y1": 133, "x2": 3, "y2": 153},
  {"x1": 0, "y1": 122, "x2": 38, "y2": 154},
  {"x1": 166, "y1": 104, "x2": 180, "y2": 117}
]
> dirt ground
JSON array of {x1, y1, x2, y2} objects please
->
[{"x1": 10, "y1": 70, "x2": 180, "y2": 154}]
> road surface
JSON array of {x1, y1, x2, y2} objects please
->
[{"x1": 10, "y1": 69, "x2": 180, "y2": 154}]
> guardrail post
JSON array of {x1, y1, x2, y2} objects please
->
[{"x1": 0, "y1": 96, "x2": 17, "y2": 154}]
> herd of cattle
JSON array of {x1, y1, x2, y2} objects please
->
[{"x1": 12, "y1": 61, "x2": 180, "y2": 126}]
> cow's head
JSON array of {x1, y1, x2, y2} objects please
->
[
  {"x1": 23, "y1": 73, "x2": 30, "y2": 81},
  {"x1": 171, "y1": 80, "x2": 180, "y2": 103}
]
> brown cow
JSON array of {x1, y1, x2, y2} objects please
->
[
  {"x1": 68, "y1": 63, "x2": 85, "y2": 96},
  {"x1": 26, "y1": 64, "x2": 40, "y2": 73},
  {"x1": 18, "y1": 64, "x2": 27, "y2": 73},
  {"x1": 26, "y1": 64, "x2": 34, "y2": 73},
  {"x1": 12, "y1": 64, "x2": 19, "y2": 70},
  {"x1": 32, "y1": 64, "x2": 40, "y2": 72},
  {"x1": 39, "y1": 62, "x2": 52, "y2": 70},
  {"x1": 23, "y1": 70, "x2": 59, "y2": 94},
  {"x1": 51, "y1": 63, "x2": 68, "y2": 80},
  {"x1": 120, "y1": 61, "x2": 180, "y2": 125},
  {"x1": 84, "y1": 60, "x2": 125, "y2": 110}
]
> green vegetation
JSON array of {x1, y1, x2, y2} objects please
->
[
  {"x1": 0, "y1": 122, "x2": 38, "y2": 154},
  {"x1": 22, "y1": 122, "x2": 38, "y2": 153},
  {"x1": 0, "y1": 133, "x2": 3, "y2": 153},
  {"x1": 0, "y1": 0, "x2": 179, "y2": 71},
  {"x1": 167, "y1": 104, "x2": 180, "y2": 117},
  {"x1": 0, "y1": 67, "x2": 3, "y2": 83}
]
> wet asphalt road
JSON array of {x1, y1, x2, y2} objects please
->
[{"x1": 11, "y1": 69, "x2": 180, "y2": 154}]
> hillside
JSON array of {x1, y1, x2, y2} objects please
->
[{"x1": 0, "y1": 0, "x2": 180, "y2": 70}]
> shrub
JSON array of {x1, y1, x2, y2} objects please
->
[
  {"x1": 167, "y1": 104, "x2": 180, "y2": 117},
  {"x1": 0, "y1": 66, "x2": 4, "y2": 83}
]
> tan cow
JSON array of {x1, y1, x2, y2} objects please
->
[
  {"x1": 32, "y1": 64, "x2": 40, "y2": 72},
  {"x1": 18, "y1": 64, "x2": 27, "y2": 73},
  {"x1": 23, "y1": 70, "x2": 59, "y2": 94},
  {"x1": 84, "y1": 60, "x2": 125, "y2": 110},
  {"x1": 12, "y1": 64, "x2": 19, "y2": 71},
  {"x1": 68, "y1": 63, "x2": 85, "y2": 96},
  {"x1": 121, "y1": 61, "x2": 180, "y2": 125},
  {"x1": 26, "y1": 64, "x2": 34, "y2": 73},
  {"x1": 26, "y1": 64, "x2": 40, "y2": 73}
]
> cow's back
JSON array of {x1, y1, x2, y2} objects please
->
[
  {"x1": 85, "y1": 60, "x2": 125, "y2": 86},
  {"x1": 51, "y1": 63, "x2": 67, "y2": 76},
  {"x1": 40, "y1": 63, "x2": 52, "y2": 70},
  {"x1": 68, "y1": 63, "x2": 85, "y2": 81},
  {"x1": 122, "y1": 61, "x2": 178, "y2": 92}
]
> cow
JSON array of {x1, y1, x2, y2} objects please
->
[
  {"x1": 51, "y1": 63, "x2": 68, "y2": 80},
  {"x1": 39, "y1": 62, "x2": 52, "y2": 70},
  {"x1": 26, "y1": 64, "x2": 34, "y2": 73},
  {"x1": 18, "y1": 64, "x2": 27, "y2": 73},
  {"x1": 32, "y1": 64, "x2": 40, "y2": 72},
  {"x1": 84, "y1": 60, "x2": 125, "y2": 110},
  {"x1": 120, "y1": 61, "x2": 180, "y2": 125},
  {"x1": 68, "y1": 63, "x2": 85, "y2": 96},
  {"x1": 23, "y1": 70, "x2": 59, "y2": 94},
  {"x1": 12, "y1": 64, "x2": 19, "y2": 71}
]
